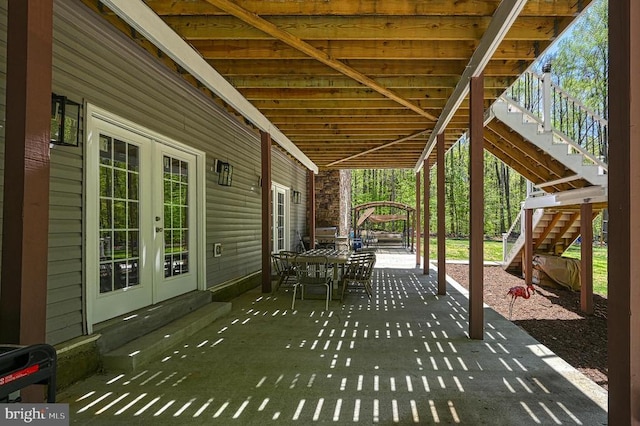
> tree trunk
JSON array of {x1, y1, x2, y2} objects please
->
[
  {"x1": 448, "y1": 149, "x2": 457, "y2": 235},
  {"x1": 504, "y1": 166, "x2": 512, "y2": 227},
  {"x1": 495, "y1": 160, "x2": 506, "y2": 234}
]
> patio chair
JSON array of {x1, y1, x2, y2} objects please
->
[
  {"x1": 291, "y1": 255, "x2": 333, "y2": 310},
  {"x1": 340, "y1": 252, "x2": 376, "y2": 302},
  {"x1": 271, "y1": 251, "x2": 298, "y2": 292}
]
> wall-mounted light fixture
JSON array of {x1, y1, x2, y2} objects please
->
[
  {"x1": 214, "y1": 159, "x2": 233, "y2": 186},
  {"x1": 292, "y1": 190, "x2": 301, "y2": 204},
  {"x1": 51, "y1": 94, "x2": 80, "y2": 147}
]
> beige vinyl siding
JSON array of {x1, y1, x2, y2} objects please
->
[{"x1": 47, "y1": 194, "x2": 84, "y2": 344}]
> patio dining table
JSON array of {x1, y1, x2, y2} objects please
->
[{"x1": 298, "y1": 248, "x2": 352, "y2": 291}]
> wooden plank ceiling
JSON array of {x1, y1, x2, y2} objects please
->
[{"x1": 87, "y1": 0, "x2": 591, "y2": 170}]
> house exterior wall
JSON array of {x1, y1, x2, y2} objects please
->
[
  {"x1": 272, "y1": 149, "x2": 308, "y2": 249},
  {"x1": 0, "y1": 0, "x2": 309, "y2": 345}
]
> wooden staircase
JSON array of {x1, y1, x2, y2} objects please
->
[
  {"x1": 491, "y1": 73, "x2": 608, "y2": 274},
  {"x1": 503, "y1": 207, "x2": 601, "y2": 275}
]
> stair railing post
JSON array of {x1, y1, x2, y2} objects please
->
[
  {"x1": 542, "y1": 65, "x2": 552, "y2": 132},
  {"x1": 502, "y1": 232, "x2": 508, "y2": 263}
]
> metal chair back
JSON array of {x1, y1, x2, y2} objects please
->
[
  {"x1": 341, "y1": 252, "x2": 376, "y2": 301},
  {"x1": 291, "y1": 255, "x2": 333, "y2": 310},
  {"x1": 271, "y1": 251, "x2": 298, "y2": 292}
]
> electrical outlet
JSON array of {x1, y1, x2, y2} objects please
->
[{"x1": 214, "y1": 243, "x2": 222, "y2": 257}]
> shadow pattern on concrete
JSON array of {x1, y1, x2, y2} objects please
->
[{"x1": 59, "y1": 262, "x2": 606, "y2": 425}]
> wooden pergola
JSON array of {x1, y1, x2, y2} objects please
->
[
  {"x1": 353, "y1": 201, "x2": 416, "y2": 251},
  {"x1": 1, "y1": 1, "x2": 638, "y2": 423}
]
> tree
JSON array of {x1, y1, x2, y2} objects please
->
[
  {"x1": 541, "y1": 0, "x2": 608, "y2": 120},
  {"x1": 540, "y1": 0, "x2": 608, "y2": 242}
]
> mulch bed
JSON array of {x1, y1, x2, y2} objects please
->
[{"x1": 444, "y1": 264, "x2": 608, "y2": 390}]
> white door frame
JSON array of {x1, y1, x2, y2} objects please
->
[
  {"x1": 84, "y1": 104, "x2": 206, "y2": 334},
  {"x1": 271, "y1": 182, "x2": 291, "y2": 253}
]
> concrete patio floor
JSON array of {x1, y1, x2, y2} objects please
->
[{"x1": 58, "y1": 249, "x2": 607, "y2": 425}]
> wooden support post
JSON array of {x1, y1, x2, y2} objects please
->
[
  {"x1": 261, "y1": 131, "x2": 272, "y2": 293},
  {"x1": 411, "y1": 210, "x2": 415, "y2": 253},
  {"x1": 406, "y1": 211, "x2": 410, "y2": 249},
  {"x1": 423, "y1": 159, "x2": 430, "y2": 275},
  {"x1": 608, "y1": 1, "x2": 640, "y2": 422},
  {"x1": 580, "y1": 203, "x2": 593, "y2": 314},
  {"x1": 0, "y1": 0, "x2": 53, "y2": 402},
  {"x1": 524, "y1": 208, "x2": 533, "y2": 287},
  {"x1": 0, "y1": 0, "x2": 53, "y2": 344},
  {"x1": 437, "y1": 133, "x2": 446, "y2": 295},
  {"x1": 469, "y1": 74, "x2": 484, "y2": 340},
  {"x1": 416, "y1": 171, "x2": 421, "y2": 267},
  {"x1": 309, "y1": 169, "x2": 316, "y2": 249}
]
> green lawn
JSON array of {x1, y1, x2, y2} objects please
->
[
  {"x1": 563, "y1": 244, "x2": 608, "y2": 296},
  {"x1": 426, "y1": 238, "x2": 504, "y2": 262},
  {"x1": 424, "y1": 238, "x2": 608, "y2": 296}
]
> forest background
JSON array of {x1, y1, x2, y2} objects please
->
[{"x1": 351, "y1": 0, "x2": 608, "y2": 242}]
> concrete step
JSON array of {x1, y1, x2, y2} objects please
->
[
  {"x1": 95, "y1": 290, "x2": 214, "y2": 354},
  {"x1": 102, "y1": 301, "x2": 231, "y2": 372}
]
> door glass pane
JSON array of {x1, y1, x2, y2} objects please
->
[
  {"x1": 276, "y1": 191, "x2": 285, "y2": 251},
  {"x1": 114, "y1": 169, "x2": 127, "y2": 199},
  {"x1": 128, "y1": 144, "x2": 139, "y2": 172},
  {"x1": 98, "y1": 135, "x2": 140, "y2": 294},
  {"x1": 163, "y1": 155, "x2": 189, "y2": 278},
  {"x1": 100, "y1": 167, "x2": 112, "y2": 197},
  {"x1": 114, "y1": 139, "x2": 127, "y2": 169},
  {"x1": 99, "y1": 135, "x2": 112, "y2": 166},
  {"x1": 128, "y1": 172, "x2": 139, "y2": 201}
]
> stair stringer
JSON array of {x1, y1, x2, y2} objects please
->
[
  {"x1": 503, "y1": 207, "x2": 598, "y2": 274},
  {"x1": 491, "y1": 98, "x2": 607, "y2": 188}
]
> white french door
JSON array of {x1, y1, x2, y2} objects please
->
[
  {"x1": 87, "y1": 108, "x2": 202, "y2": 327},
  {"x1": 153, "y1": 144, "x2": 198, "y2": 301},
  {"x1": 271, "y1": 183, "x2": 290, "y2": 253}
]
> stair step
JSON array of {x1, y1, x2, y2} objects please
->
[
  {"x1": 103, "y1": 302, "x2": 231, "y2": 372},
  {"x1": 95, "y1": 290, "x2": 213, "y2": 353}
]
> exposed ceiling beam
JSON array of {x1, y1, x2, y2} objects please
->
[
  {"x1": 211, "y1": 59, "x2": 527, "y2": 77},
  {"x1": 203, "y1": 0, "x2": 438, "y2": 122},
  {"x1": 142, "y1": 0, "x2": 583, "y2": 17},
  {"x1": 163, "y1": 16, "x2": 556, "y2": 41},
  {"x1": 414, "y1": 0, "x2": 528, "y2": 172},
  {"x1": 192, "y1": 39, "x2": 539, "y2": 61},
  {"x1": 325, "y1": 130, "x2": 431, "y2": 167},
  {"x1": 99, "y1": 0, "x2": 318, "y2": 173},
  {"x1": 226, "y1": 75, "x2": 513, "y2": 90}
]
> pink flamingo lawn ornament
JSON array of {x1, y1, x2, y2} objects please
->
[{"x1": 506, "y1": 284, "x2": 535, "y2": 319}]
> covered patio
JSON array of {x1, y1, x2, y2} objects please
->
[
  {"x1": 59, "y1": 249, "x2": 606, "y2": 424},
  {"x1": 0, "y1": 1, "x2": 637, "y2": 424}
]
